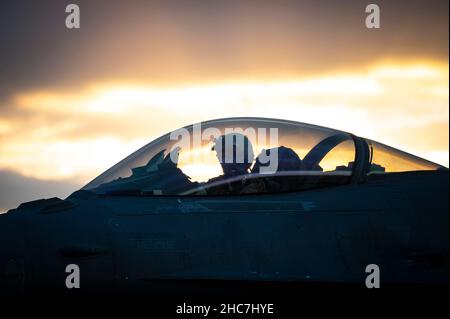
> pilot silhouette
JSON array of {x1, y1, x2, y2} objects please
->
[
  {"x1": 206, "y1": 133, "x2": 255, "y2": 194},
  {"x1": 213, "y1": 133, "x2": 254, "y2": 177}
]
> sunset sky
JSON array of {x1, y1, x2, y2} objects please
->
[{"x1": 0, "y1": 0, "x2": 448, "y2": 212}]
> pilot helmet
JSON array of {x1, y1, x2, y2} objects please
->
[{"x1": 212, "y1": 133, "x2": 254, "y2": 175}]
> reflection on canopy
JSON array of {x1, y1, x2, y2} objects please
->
[{"x1": 366, "y1": 139, "x2": 443, "y2": 174}]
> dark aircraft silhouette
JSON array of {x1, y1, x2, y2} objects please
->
[{"x1": 0, "y1": 117, "x2": 448, "y2": 296}]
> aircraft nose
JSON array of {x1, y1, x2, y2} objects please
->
[{"x1": 0, "y1": 213, "x2": 26, "y2": 296}]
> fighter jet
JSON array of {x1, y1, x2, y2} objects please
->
[{"x1": 0, "y1": 117, "x2": 447, "y2": 296}]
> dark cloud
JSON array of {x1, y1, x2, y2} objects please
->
[
  {"x1": 0, "y1": 0, "x2": 448, "y2": 101},
  {"x1": 0, "y1": 169, "x2": 81, "y2": 212}
]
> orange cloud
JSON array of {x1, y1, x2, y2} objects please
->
[{"x1": 0, "y1": 61, "x2": 447, "y2": 184}]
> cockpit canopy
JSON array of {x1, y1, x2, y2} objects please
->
[{"x1": 82, "y1": 117, "x2": 444, "y2": 196}]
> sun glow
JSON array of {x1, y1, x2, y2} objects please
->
[{"x1": 1, "y1": 62, "x2": 448, "y2": 183}]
